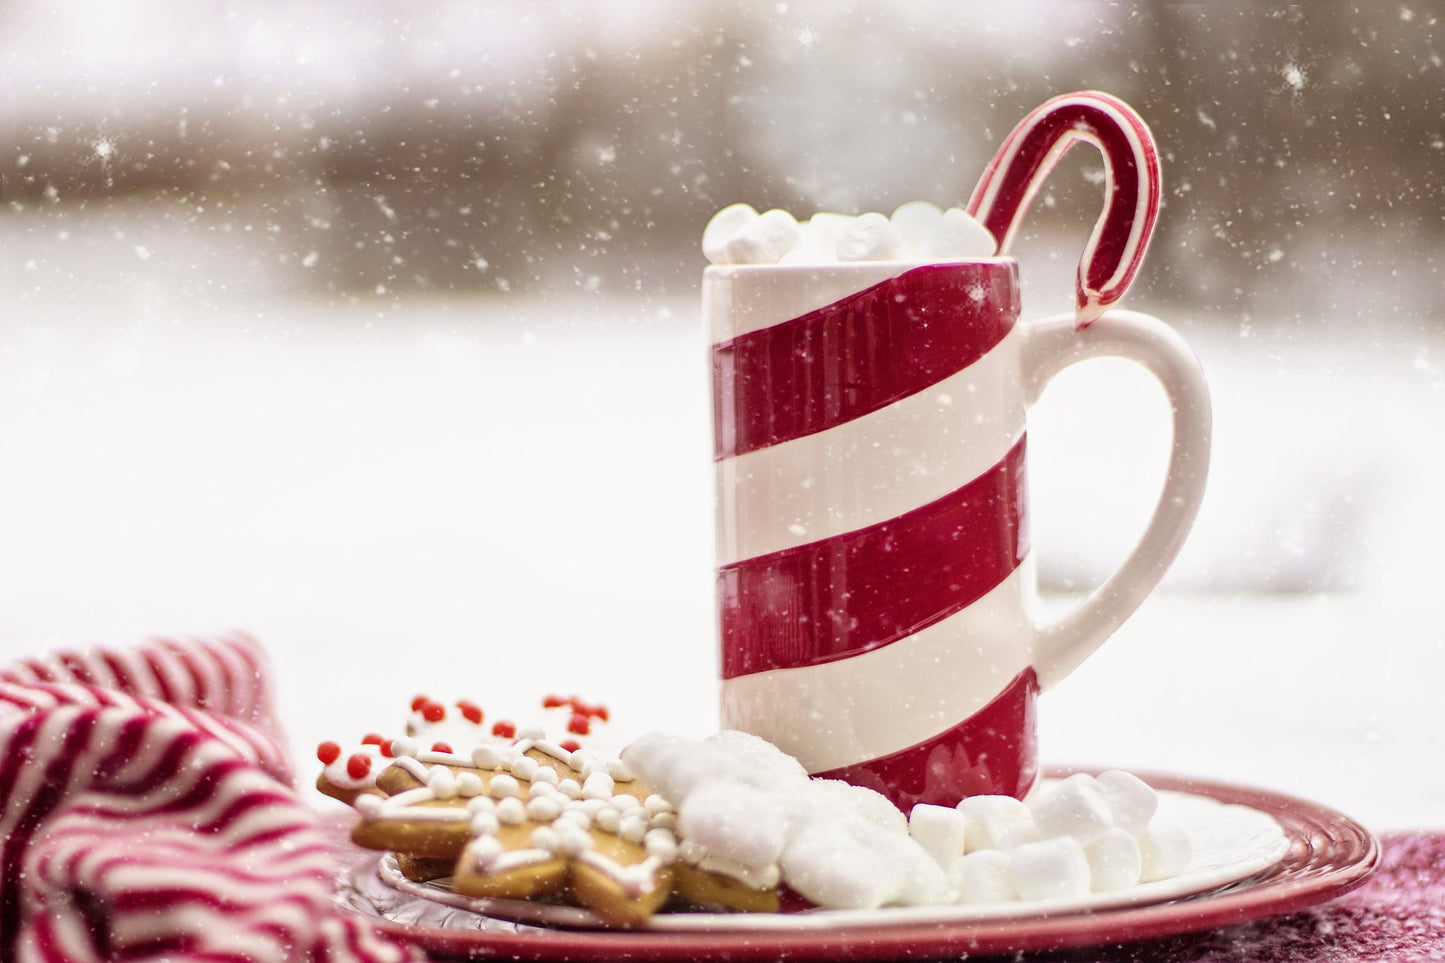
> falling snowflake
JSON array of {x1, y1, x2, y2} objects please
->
[{"x1": 1281, "y1": 62, "x2": 1307, "y2": 92}]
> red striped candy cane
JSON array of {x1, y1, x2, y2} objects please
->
[{"x1": 968, "y1": 91, "x2": 1161, "y2": 326}]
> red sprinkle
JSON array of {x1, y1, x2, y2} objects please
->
[
  {"x1": 431, "y1": 741, "x2": 453, "y2": 754},
  {"x1": 491, "y1": 720, "x2": 517, "y2": 739},
  {"x1": 380, "y1": 740, "x2": 397, "y2": 758},
  {"x1": 559, "y1": 739, "x2": 581, "y2": 753},
  {"x1": 346, "y1": 753, "x2": 372, "y2": 781},
  {"x1": 361, "y1": 733, "x2": 385, "y2": 746},
  {"x1": 567, "y1": 713, "x2": 591, "y2": 736},
  {"x1": 421, "y1": 700, "x2": 446, "y2": 723},
  {"x1": 316, "y1": 741, "x2": 342, "y2": 765},
  {"x1": 457, "y1": 700, "x2": 484, "y2": 725},
  {"x1": 410, "y1": 695, "x2": 430, "y2": 712},
  {"x1": 543, "y1": 694, "x2": 569, "y2": 709}
]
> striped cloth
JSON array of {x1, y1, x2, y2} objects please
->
[{"x1": 0, "y1": 633, "x2": 419, "y2": 963}]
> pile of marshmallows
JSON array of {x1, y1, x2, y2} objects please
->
[
  {"x1": 925, "y1": 770, "x2": 1192, "y2": 903},
  {"x1": 702, "y1": 202, "x2": 998, "y2": 267},
  {"x1": 622, "y1": 731, "x2": 1190, "y2": 911}
]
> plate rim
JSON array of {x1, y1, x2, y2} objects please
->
[{"x1": 335, "y1": 766, "x2": 1381, "y2": 961}]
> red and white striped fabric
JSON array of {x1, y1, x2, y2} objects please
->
[
  {"x1": 967, "y1": 90, "x2": 1161, "y2": 326},
  {"x1": 0, "y1": 633, "x2": 419, "y2": 963},
  {"x1": 712, "y1": 261, "x2": 1040, "y2": 812}
]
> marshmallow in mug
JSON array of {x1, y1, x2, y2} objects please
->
[{"x1": 702, "y1": 202, "x2": 997, "y2": 266}]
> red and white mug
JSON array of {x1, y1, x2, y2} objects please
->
[{"x1": 708, "y1": 92, "x2": 1211, "y2": 812}]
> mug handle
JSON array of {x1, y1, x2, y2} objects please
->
[{"x1": 1020, "y1": 308, "x2": 1212, "y2": 690}]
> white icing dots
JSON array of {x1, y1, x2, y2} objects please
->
[
  {"x1": 525, "y1": 793, "x2": 564, "y2": 823},
  {"x1": 426, "y1": 766, "x2": 457, "y2": 800},
  {"x1": 456, "y1": 771, "x2": 485, "y2": 798},
  {"x1": 496, "y1": 796, "x2": 527, "y2": 826},
  {"x1": 489, "y1": 774, "x2": 521, "y2": 800},
  {"x1": 509, "y1": 755, "x2": 540, "y2": 782},
  {"x1": 471, "y1": 744, "x2": 505, "y2": 770}
]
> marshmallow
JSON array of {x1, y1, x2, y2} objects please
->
[
  {"x1": 1095, "y1": 769, "x2": 1159, "y2": 837},
  {"x1": 948, "y1": 849, "x2": 1017, "y2": 904},
  {"x1": 1010, "y1": 837, "x2": 1092, "y2": 901},
  {"x1": 1138, "y1": 821, "x2": 1193, "y2": 882},
  {"x1": 1084, "y1": 826, "x2": 1144, "y2": 892},
  {"x1": 721, "y1": 208, "x2": 803, "y2": 265},
  {"x1": 702, "y1": 203, "x2": 759, "y2": 263},
  {"x1": 890, "y1": 201, "x2": 945, "y2": 256},
  {"x1": 836, "y1": 212, "x2": 906, "y2": 262},
  {"x1": 678, "y1": 780, "x2": 791, "y2": 870},
  {"x1": 958, "y1": 794, "x2": 1035, "y2": 852},
  {"x1": 909, "y1": 803, "x2": 968, "y2": 868},
  {"x1": 703, "y1": 203, "x2": 995, "y2": 265},
  {"x1": 1028, "y1": 773, "x2": 1114, "y2": 845},
  {"x1": 780, "y1": 816, "x2": 910, "y2": 910},
  {"x1": 922, "y1": 207, "x2": 998, "y2": 259},
  {"x1": 798, "y1": 212, "x2": 855, "y2": 263},
  {"x1": 804, "y1": 779, "x2": 908, "y2": 834}
]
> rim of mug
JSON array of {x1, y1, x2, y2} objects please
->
[{"x1": 702, "y1": 257, "x2": 1016, "y2": 276}]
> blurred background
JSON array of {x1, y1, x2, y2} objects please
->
[{"x1": 2, "y1": 2, "x2": 1442, "y2": 825}]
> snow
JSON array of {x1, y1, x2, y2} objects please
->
[
  {"x1": 1, "y1": 199, "x2": 1441, "y2": 832},
  {"x1": 3, "y1": 1, "x2": 1442, "y2": 834}
]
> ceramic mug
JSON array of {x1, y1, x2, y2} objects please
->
[{"x1": 708, "y1": 92, "x2": 1212, "y2": 811}]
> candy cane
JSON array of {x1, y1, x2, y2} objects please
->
[{"x1": 967, "y1": 91, "x2": 1161, "y2": 326}]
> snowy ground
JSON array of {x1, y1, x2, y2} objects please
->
[{"x1": 2, "y1": 199, "x2": 1442, "y2": 830}]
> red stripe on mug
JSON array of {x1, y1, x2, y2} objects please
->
[
  {"x1": 719, "y1": 437, "x2": 1029, "y2": 679},
  {"x1": 712, "y1": 261, "x2": 1019, "y2": 460},
  {"x1": 813, "y1": 667, "x2": 1040, "y2": 809}
]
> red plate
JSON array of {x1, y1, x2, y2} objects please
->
[{"x1": 330, "y1": 769, "x2": 1378, "y2": 961}]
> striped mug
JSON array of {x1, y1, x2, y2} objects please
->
[{"x1": 709, "y1": 93, "x2": 1211, "y2": 811}]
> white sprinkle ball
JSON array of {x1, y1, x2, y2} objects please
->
[
  {"x1": 644, "y1": 828, "x2": 679, "y2": 862},
  {"x1": 582, "y1": 771, "x2": 615, "y2": 800},
  {"x1": 426, "y1": 766, "x2": 457, "y2": 800},
  {"x1": 594, "y1": 807, "x2": 622, "y2": 834},
  {"x1": 619, "y1": 813, "x2": 650, "y2": 845},
  {"x1": 530, "y1": 825, "x2": 560, "y2": 852},
  {"x1": 470, "y1": 811, "x2": 499, "y2": 837},
  {"x1": 471, "y1": 744, "x2": 504, "y2": 770},
  {"x1": 489, "y1": 773, "x2": 521, "y2": 800},
  {"x1": 558, "y1": 824, "x2": 594, "y2": 857},
  {"x1": 525, "y1": 793, "x2": 563, "y2": 823},
  {"x1": 456, "y1": 771, "x2": 485, "y2": 797},
  {"x1": 509, "y1": 755, "x2": 540, "y2": 781},
  {"x1": 496, "y1": 796, "x2": 527, "y2": 826}
]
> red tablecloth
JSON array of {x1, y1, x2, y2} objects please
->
[
  {"x1": 1, "y1": 635, "x2": 1439, "y2": 962},
  {"x1": 1017, "y1": 830, "x2": 1445, "y2": 963}
]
